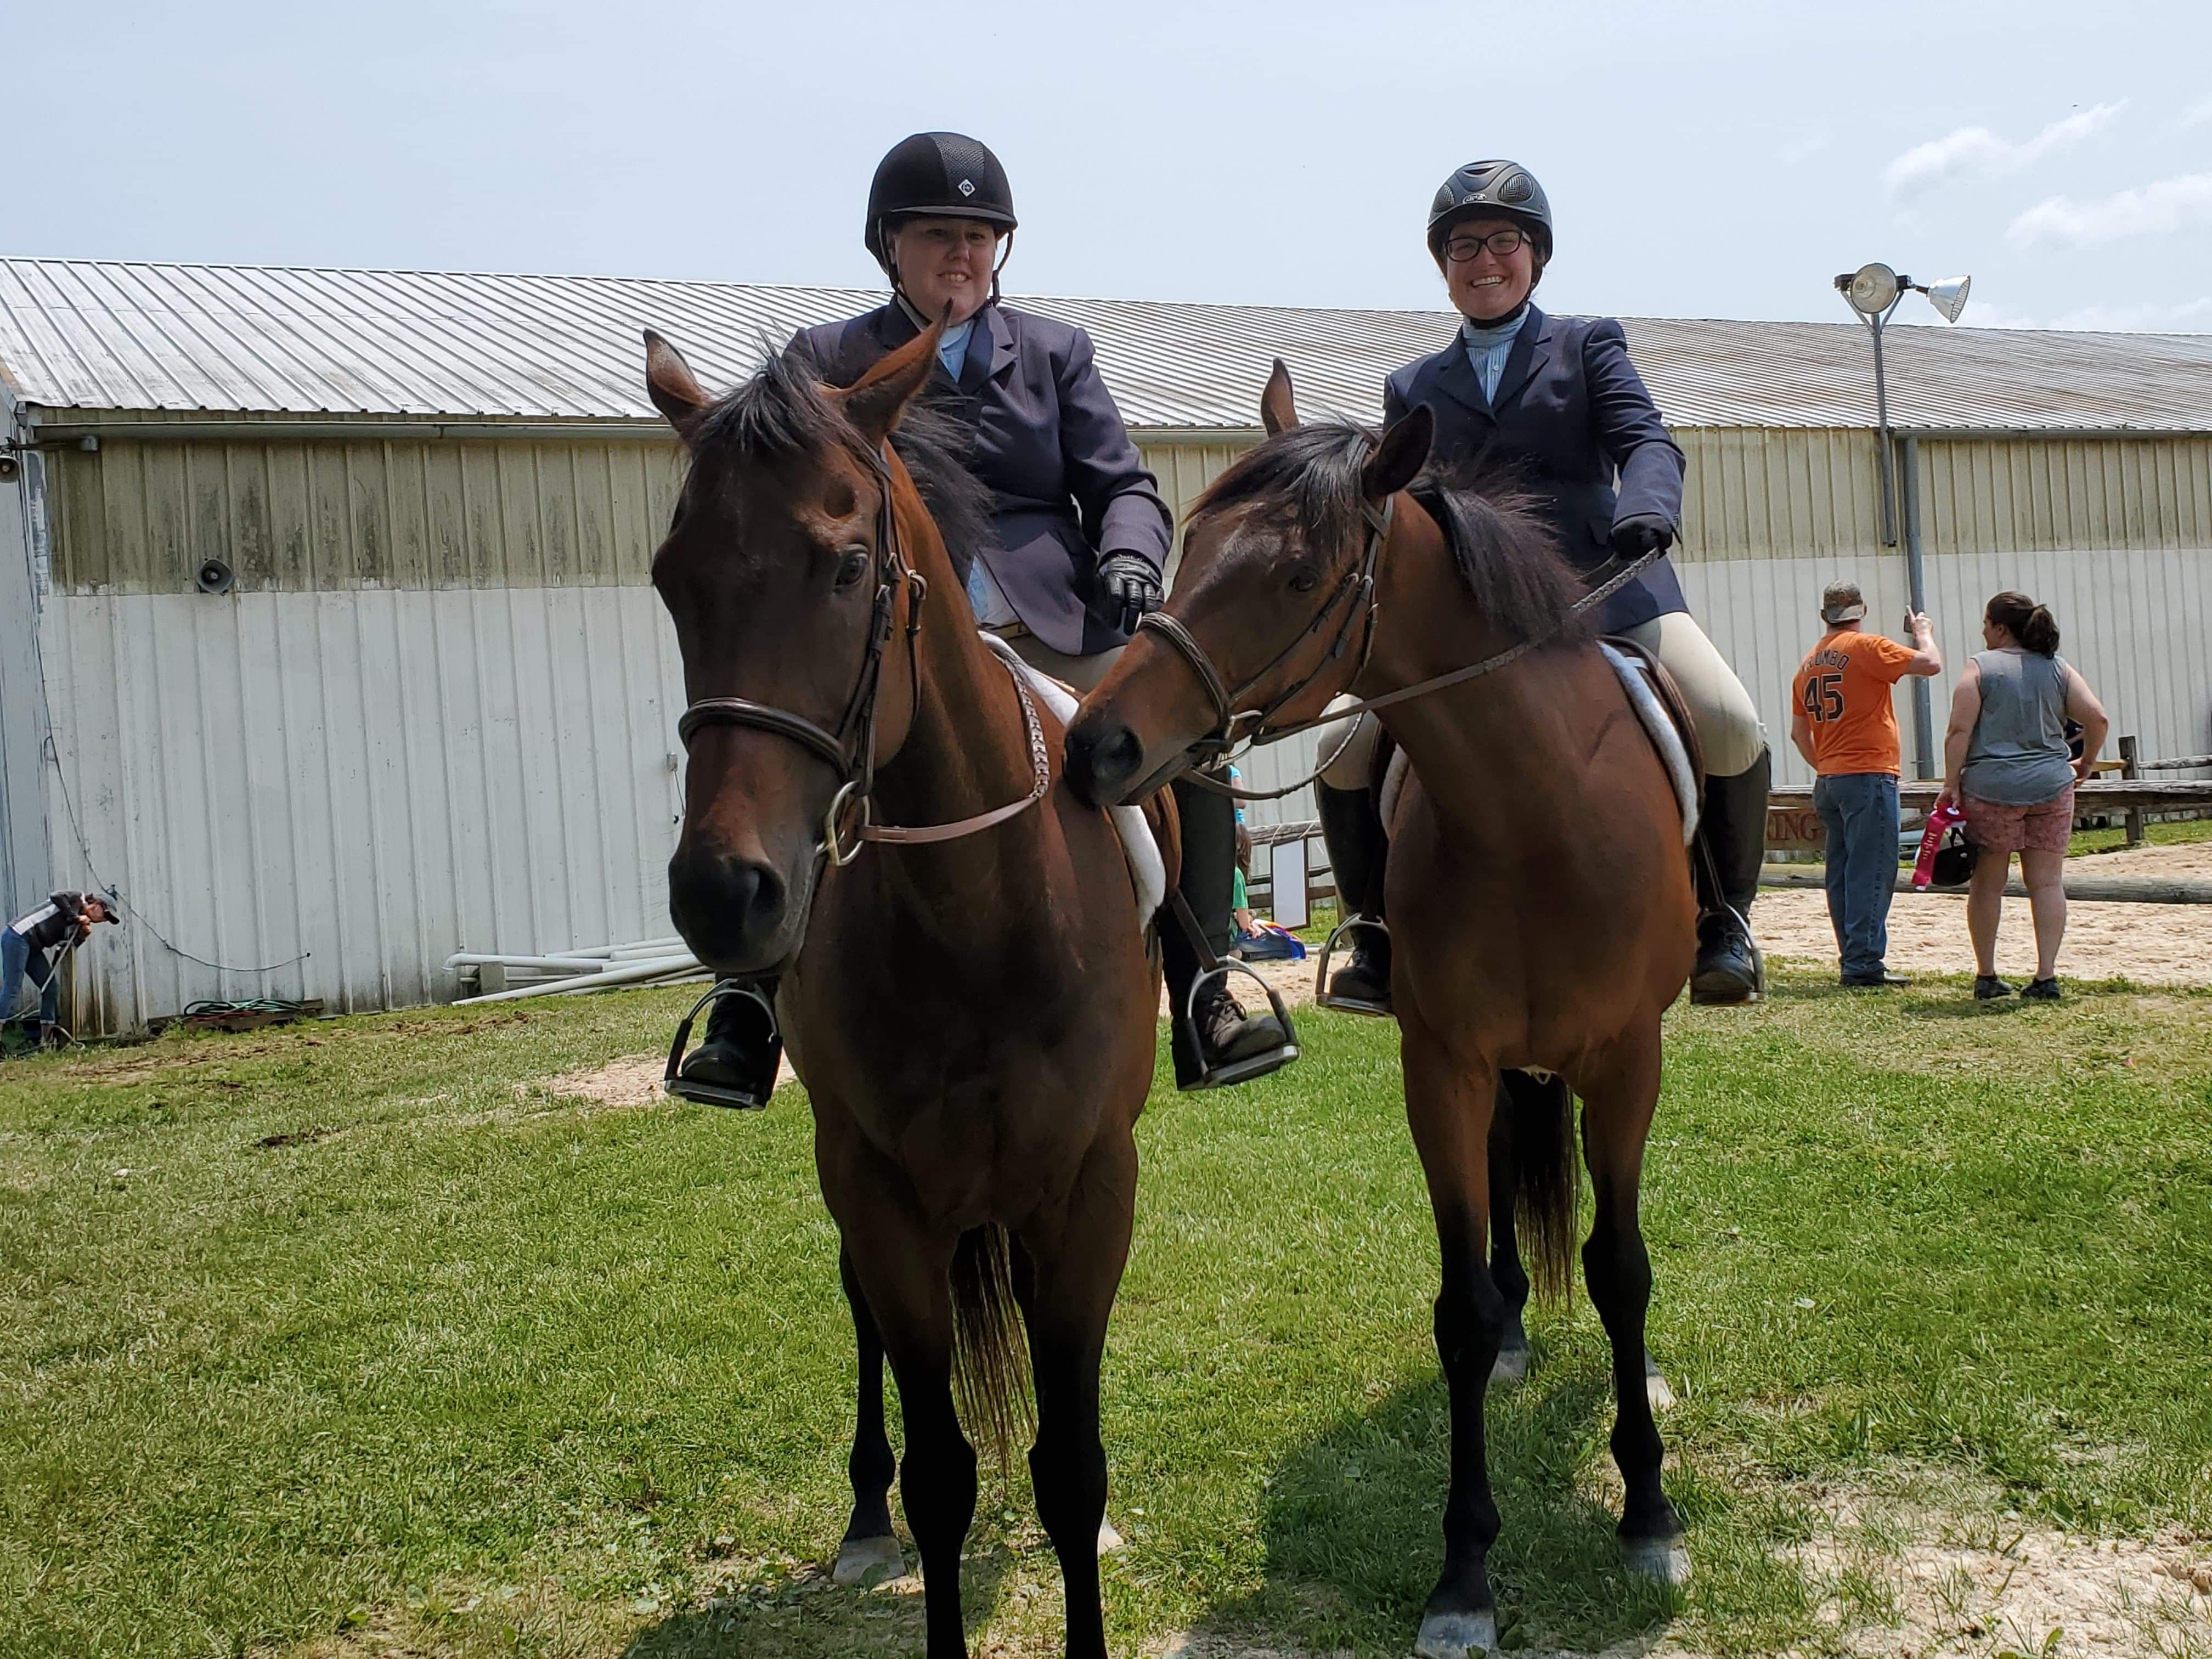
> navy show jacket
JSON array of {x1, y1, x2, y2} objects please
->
[
  {"x1": 1384, "y1": 304, "x2": 1689, "y2": 634},
  {"x1": 791, "y1": 301, "x2": 1172, "y2": 657}
]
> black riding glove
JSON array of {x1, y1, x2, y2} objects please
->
[
  {"x1": 1098, "y1": 552, "x2": 1165, "y2": 634},
  {"x1": 1610, "y1": 514, "x2": 1675, "y2": 560}
]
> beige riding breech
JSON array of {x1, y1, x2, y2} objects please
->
[
  {"x1": 1316, "y1": 610, "x2": 1766, "y2": 790},
  {"x1": 997, "y1": 627, "x2": 1122, "y2": 694}
]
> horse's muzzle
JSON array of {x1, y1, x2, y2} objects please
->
[
  {"x1": 1063, "y1": 710, "x2": 1158, "y2": 808},
  {"x1": 667, "y1": 849, "x2": 806, "y2": 977}
]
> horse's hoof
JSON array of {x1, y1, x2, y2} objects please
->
[
  {"x1": 1622, "y1": 1535, "x2": 1691, "y2": 1587},
  {"x1": 832, "y1": 1533, "x2": 907, "y2": 1587},
  {"x1": 1490, "y1": 1343, "x2": 1531, "y2": 1389},
  {"x1": 1414, "y1": 1607, "x2": 1498, "y2": 1657},
  {"x1": 1097, "y1": 1517, "x2": 1125, "y2": 1554},
  {"x1": 1643, "y1": 1354, "x2": 1675, "y2": 1412}
]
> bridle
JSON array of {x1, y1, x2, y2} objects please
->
[
  {"x1": 1137, "y1": 495, "x2": 1395, "y2": 770},
  {"x1": 675, "y1": 444, "x2": 1049, "y2": 866},
  {"x1": 1137, "y1": 462, "x2": 1670, "y2": 802}
]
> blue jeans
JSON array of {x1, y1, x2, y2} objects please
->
[
  {"x1": 1, "y1": 927, "x2": 59, "y2": 1033},
  {"x1": 1814, "y1": 772, "x2": 1900, "y2": 980}
]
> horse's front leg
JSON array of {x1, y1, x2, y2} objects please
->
[
  {"x1": 1014, "y1": 1127, "x2": 1137, "y2": 1659},
  {"x1": 839, "y1": 1207, "x2": 975, "y2": 1658},
  {"x1": 832, "y1": 1242, "x2": 906, "y2": 1587},
  {"x1": 1403, "y1": 1019, "x2": 1507, "y2": 1658},
  {"x1": 1577, "y1": 1027, "x2": 1688, "y2": 1584}
]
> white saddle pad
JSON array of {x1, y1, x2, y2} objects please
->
[
  {"x1": 1375, "y1": 645, "x2": 1699, "y2": 845},
  {"x1": 981, "y1": 634, "x2": 1167, "y2": 932}
]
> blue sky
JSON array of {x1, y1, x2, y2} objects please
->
[{"x1": 10, "y1": 0, "x2": 2210, "y2": 330}]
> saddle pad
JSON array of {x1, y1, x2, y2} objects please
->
[
  {"x1": 1374, "y1": 646, "x2": 1699, "y2": 846},
  {"x1": 1599, "y1": 641, "x2": 1700, "y2": 844},
  {"x1": 981, "y1": 634, "x2": 1168, "y2": 932}
]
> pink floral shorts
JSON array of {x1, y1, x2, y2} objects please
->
[{"x1": 1961, "y1": 786, "x2": 2075, "y2": 854}]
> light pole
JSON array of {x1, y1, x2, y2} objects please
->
[
  {"x1": 1833, "y1": 263, "x2": 1971, "y2": 545},
  {"x1": 1834, "y1": 262, "x2": 1970, "y2": 776}
]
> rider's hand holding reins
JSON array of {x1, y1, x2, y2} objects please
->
[
  {"x1": 1610, "y1": 513, "x2": 1674, "y2": 559},
  {"x1": 1098, "y1": 551, "x2": 1164, "y2": 634}
]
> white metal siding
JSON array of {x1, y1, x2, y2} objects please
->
[{"x1": 41, "y1": 588, "x2": 685, "y2": 1030}]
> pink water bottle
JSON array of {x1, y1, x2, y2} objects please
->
[{"x1": 1912, "y1": 800, "x2": 1963, "y2": 889}]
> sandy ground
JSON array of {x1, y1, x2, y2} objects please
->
[{"x1": 1761, "y1": 835, "x2": 2212, "y2": 988}]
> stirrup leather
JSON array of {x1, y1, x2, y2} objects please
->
[
  {"x1": 663, "y1": 980, "x2": 783, "y2": 1109},
  {"x1": 1314, "y1": 914, "x2": 1393, "y2": 1016}
]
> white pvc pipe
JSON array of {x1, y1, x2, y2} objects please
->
[
  {"x1": 444, "y1": 952, "x2": 607, "y2": 972},
  {"x1": 453, "y1": 953, "x2": 700, "y2": 1006}
]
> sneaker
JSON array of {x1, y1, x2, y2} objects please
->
[
  {"x1": 1841, "y1": 970, "x2": 1912, "y2": 989},
  {"x1": 2021, "y1": 977, "x2": 2062, "y2": 1002},
  {"x1": 1973, "y1": 975, "x2": 2016, "y2": 1001}
]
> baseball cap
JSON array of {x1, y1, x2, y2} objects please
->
[{"x1": 1820, "y1": 580, "x2": 1867, "y2": 625}]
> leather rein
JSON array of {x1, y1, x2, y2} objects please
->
[
  {"x1": 1140, "y1": 477, "x2": 1669, "y2": 803},
  {"x1": 675, "y1": 446, "x2": 1051, "y2": 865}
]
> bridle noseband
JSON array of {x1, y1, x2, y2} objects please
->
[{"x1": 675, "y1": 445, "x2": 1049, "y2": 866}]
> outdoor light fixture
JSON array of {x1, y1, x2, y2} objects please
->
[{"x1": 1831, "y1": 262, "x2": 1974, "y2": 545}]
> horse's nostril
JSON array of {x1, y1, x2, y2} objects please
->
[
  {"x1": 669, "y1": 854, "x2": 790, "y2": 969},
  {"x1": 1066, "y1": 720, "x2": 1145, "y2": 807}
]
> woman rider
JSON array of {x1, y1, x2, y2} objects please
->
[
  {"x1": 673, "y1": 132, "x2": 1293, "y2": 1102},
  {"x1": 1317, "y1": 159, "x2": 1770, "y2": 1009}
]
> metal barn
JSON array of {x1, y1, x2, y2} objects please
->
[{"x1": 5, "y1": 259, "x2": 2212, "y2": 1032}]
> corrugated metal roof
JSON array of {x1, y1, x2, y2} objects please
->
[{"x1": 5, "y1": 256, "x2": 2212, "y2": 433}]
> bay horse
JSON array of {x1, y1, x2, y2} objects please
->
[
  {"x1": 1064, "y1": 369, "x2": 1695, "y2": 1657},
  {"x1": 646, "y1": 317, "x2": 1165, "y2": 1659}
]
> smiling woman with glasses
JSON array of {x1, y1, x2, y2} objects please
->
[{"x1": 1311, "y1": 157, "x2": 1776, "y2": 1017}]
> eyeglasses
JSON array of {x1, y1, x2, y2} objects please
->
[{"x1": 1443, "y1": 228, "x2": 1527, "y2": 263}]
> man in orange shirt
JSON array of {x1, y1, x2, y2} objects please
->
[{"x1": 1791, "y1": 580, "x2": 1943, "y2": 987}]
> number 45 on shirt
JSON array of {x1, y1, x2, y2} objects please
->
[{"x1": 1801, "y1": 672, "x2": 1844, "y2": 723}]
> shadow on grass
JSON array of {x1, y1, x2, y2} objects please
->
[
  {"x1": 619, "y1": 1539, "x2": 1016, "y2": 1659},
  {"x1": 1191, "y1": 1365, "x2": 1682, "y2": 1655}
]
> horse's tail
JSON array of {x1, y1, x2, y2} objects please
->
[
  {"x1": 950, "y1": 1224, "x2": 1033, "y2": 1467},
  {"x1": 1503, "y1": 1069, "x2": 1581, "y2": 1303}
]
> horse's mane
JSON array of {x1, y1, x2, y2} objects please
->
[
  {"x1": 688, "y1": 341, "x2": 994, "y2": 580},
  {"x1": 1192, "y1": 422, "x2": 1590, "y2": 647}
]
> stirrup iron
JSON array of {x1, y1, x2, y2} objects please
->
[
  {"x1": 1314, "y1": 914, "x2": 1393, "y2": 1017},
  {"x1": 663, "y1": 980, "x2": 783, "y2": 1109},
  {"x1": 1180, "y1": 957, "x2": 1301, "y2": 1091}
]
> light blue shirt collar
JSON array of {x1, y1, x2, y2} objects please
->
[
  {"x1": 1460, "y1": 307, "x2": 1529, "y2": 403},
  {"x1": 936, "y1": 316, "x2": 977, "y2": 380}
]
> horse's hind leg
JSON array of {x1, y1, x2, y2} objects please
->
[
  {"x1": 832, "y1": 1243, "x2": 906, "y2": 1587},
  {"x1": 1014, "y1": 1130, "x2": 1137, "y2": 1659},
  {"x1": 1486, "y1": 1088, "x2": 1533, "y2": 1388},
  {"x1": 1578, "y1": 1032, "x2": 1688, "y2": 1585},
  {"x1": 1403, "y1": 1023, "x2": 1507, "y2": 1658}
]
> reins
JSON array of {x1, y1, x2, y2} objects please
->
[
  {"x1": 1151, "y1": 471, "x2": 1669, "y2": 803},
  {"x1": 675, "y1": 444, "x2": 1051, "y2": 864}
]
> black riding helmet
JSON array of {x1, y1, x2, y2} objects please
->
[
  {"x1": 864, "y1": 132, "x2": 1018, "y2": 287},
  {"x1": 1426, "y1": 160, "x2": 1553, "y2": 268}
]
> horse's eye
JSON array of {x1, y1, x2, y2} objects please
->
[
  {"x1": 1288, "y1": 567, "x2": 1321, "y2": 594},
  {"x1": 836, "y1": 548, "x2": 871, "y2": 588}
]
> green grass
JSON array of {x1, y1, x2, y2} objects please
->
[
  {"x1": 4, "y1": 975, "x2": 2210, "y2": 1656},
  {"x1": 2069, "y1": 816, "x2": 2212, "y2": 857}
]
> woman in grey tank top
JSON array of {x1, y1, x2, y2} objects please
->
[{"x1": 1937, "y1": 591, "x2": 2108, "y2": 1001}]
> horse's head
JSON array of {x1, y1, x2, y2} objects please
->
[
  {"x1": 1065, "y1": 363, "x2": 1433, "y2": 806},
  {"x1": 647, "y1": 323, "x2": 944, "y2": 975}
]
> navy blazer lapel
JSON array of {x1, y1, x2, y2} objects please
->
[
  {"x1": 1489, "y1": 306, "x2": 1549, "y2": 412},
  {"x1": 967, "y1": 302, "x2": 1014, "y2": 391},
  {"x1": 1427, "y1": 341, "x2": 1495, "y2": 425}
]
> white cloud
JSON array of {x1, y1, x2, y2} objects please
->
[
  {"x1": 1883, "y1": 101, "x2": 2126, "y2": 194},
  {"x1": 2182, "y1": 97, "x2": 2212, "y2": 131},
  {"x1": 2006, "y1": 172, "x2": 2212, "y2": 245}
]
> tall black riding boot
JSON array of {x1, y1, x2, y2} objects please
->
[
  {"x1": 1691, "y1": 745, "x2": 1770, "y2": 1005},
  {"x1": 1315, "y1": 781, "x2": 1393, "y2": 1015},
  {"x1": 670, "y1": 978, "x2": 785, "y2": 1108},
  {"x1": 1165, "y1": 775, "x2": 1293, "y2": 1091}
]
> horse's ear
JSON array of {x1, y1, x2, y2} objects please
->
[
  {"x1": 1260, "y1": 358, "x2": 1299, "y2": 436},
  {"x1": 839, "y1": 309, "x2": 946, "y2": 445},
  {"x1": 1361, "y1": 403, "x2": 1434, "y2": 500},
  {"x1": 644, "y1": 330, "x2": 709, "y2": 444}
]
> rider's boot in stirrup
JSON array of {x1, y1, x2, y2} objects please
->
[
  {"x1": 1691, "y1": 746, "x2": 1770, "y2": 1006},
  {"x1": 1168, "y1": 967, "x2": 1293, "y2": 1092},
  {"x1": 667, "y1": 980, "x2": 784, "y2": 1108},
  {"x1": 1164, "y1": 776, "x2": 1297, "y2": 1090},
  {"x1": 1316, "y1": 781, "x2": 1393, "y2": 1015}
]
